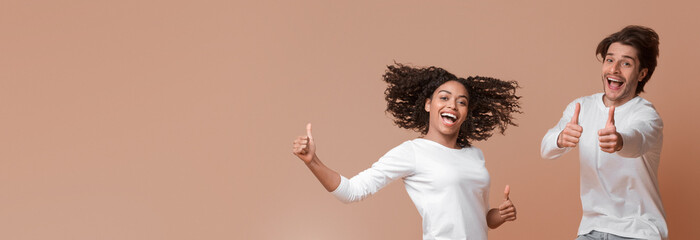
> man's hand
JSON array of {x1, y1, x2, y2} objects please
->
[
  {"x1": 598, "y1": 106, "x2": 623, "y2": 153},
  {"x1": 557, "y1": 103, "x2": 583, "y2": 148}
]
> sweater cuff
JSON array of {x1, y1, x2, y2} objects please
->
[
  {"x1": 330, "y1": 175, "x2": 352, "y2": 203},
  {"x1": 541, "y1": 130, "x2": 570, "y2": 159},
  {"x1": 616, "y1": 128, "x2": 641, "y2": 158}
]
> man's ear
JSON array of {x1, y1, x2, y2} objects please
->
[
  {"x1": 425, "y1": 98, "x2": 431, "y2": 112},
  {"x1": 638, "y1": 68, "x2": 648, "y2": 82}
]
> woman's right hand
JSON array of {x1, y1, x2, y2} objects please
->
[
  {"x1": 292, "y1": 123, "x2": 340, "y2": 192},
  {"x1": 292, "y1": 123, "x2": 316, "y2": 164}
]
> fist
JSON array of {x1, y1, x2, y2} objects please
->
[
  {"x1": 598, "y1": 106, "x2": 622, "y2": 153},
  {"x1": 292, "y1": 123, "x2": 316, "y2": 163},
  {"x1": 499, "y1": 185, "x2": 517, "y2": 222},
  {"x1": 558, "y1": 103, "x2": 583, "y2": 148}
]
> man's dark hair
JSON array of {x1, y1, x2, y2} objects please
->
[{"x1": 596, "y1": 25, "x2": 659, "y2": 95}]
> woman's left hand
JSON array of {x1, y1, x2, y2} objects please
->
[{"x1": 498, "y1": 185, "x2": 517, "y2": 222}]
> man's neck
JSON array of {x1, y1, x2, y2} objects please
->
[{"x1": 602, "y1": 94, "x2": 637, "y2": 107}]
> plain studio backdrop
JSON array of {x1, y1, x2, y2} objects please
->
[{"x1": 1, "y1": 1, "x2": 699, "y2": 239}]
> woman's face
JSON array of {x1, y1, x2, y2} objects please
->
[{"x1": 424, "y1": 80, "x2": 469, "y2": 138}]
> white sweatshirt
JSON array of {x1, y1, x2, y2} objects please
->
[
  {"x1": 332, "y1": 138, "x2": 490, "y2": 240},
  {"x1": 541, "y1": 93, "x2": 667, "y2": 240}
]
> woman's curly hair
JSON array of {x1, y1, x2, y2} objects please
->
[{"x1": 383, "y1": 63, "x2": 522, "y2": 147}]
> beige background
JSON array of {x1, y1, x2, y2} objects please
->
[{"x1": 2, "y1": 1, "x2": 698, "y2": 239}]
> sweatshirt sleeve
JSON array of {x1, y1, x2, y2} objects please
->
[
  {"x1": 616, "y1": 106, "x2": 663, "y2": 159},
  {"x1": 331, "y1": 141, "x2": 416, "y2": 203},
  {"x1": 541, "y1": 100, "x2": 578, "y2": 159}
]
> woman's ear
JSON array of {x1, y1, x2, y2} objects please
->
[{"x1": 425, "y1": 98, "x2": 431, "y2": 112}]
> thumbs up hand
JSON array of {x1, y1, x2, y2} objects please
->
[
  {"x1": 598, "y1": 106, "x2": 623, "y2": 153},
  {"x1": 292, "y1": 123, "x2": 316, "y2": 164},
  {"x1": 557, "y1": 103, "x2": 583, "y2": 148},
  {"x1": 498, "y1": 185, "x2": 517, "y2": 222}
]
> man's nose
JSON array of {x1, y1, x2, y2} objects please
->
[{"x1": 607, "y1": 62, "x2": 621, "y2": 74}]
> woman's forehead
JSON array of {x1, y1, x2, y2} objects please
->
[{"x1": 435, "y1": 80, "x2": 468, "y2": 95}]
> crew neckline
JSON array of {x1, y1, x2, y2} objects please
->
[
  {"x1": 596, "y1": 92, "x2": 640, "y2": 111},
  {"x1": 414, "y1": 138, "x2": 468, "y2": 152}
]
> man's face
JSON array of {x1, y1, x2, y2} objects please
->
[{"x1": 601, "y1": 42, "x2": 648, "y2": 107}]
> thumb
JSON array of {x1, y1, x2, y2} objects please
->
[
  {"x1": 570, "y1": 103, "x2": 581, "y2": 124},
  {"x1": 606, "y1": 106, "x2": 615, "y2": 127},
  {"x1": 306, "y1": 123, "x2": 314, "y2": 141},
  {"x1": 504, "y1": 185, "x2": 510, "y2": 200}
]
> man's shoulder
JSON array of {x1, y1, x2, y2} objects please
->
[
  {"x1": 581, "y1": 93, "x2": 604, "y2": 101},
  {"x1": 634, "y1": 95, "x2": 654, "y2": 105},
  {"x1": 629, "y1": 96, "x2": 658, "y2": 111},
  {"x1": 625, "y1": 96, "x2": 662, "y2": 120},
  {"x1": 570, "y1": 93, "x2": 603, "y2": 106}
]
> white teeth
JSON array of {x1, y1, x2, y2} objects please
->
[
  {"x1": 441, "y1": 113, "x2": 456, "y2": 119},
  {"x1": 607, "y1": 78, "x2": 622, "y2": 83}
]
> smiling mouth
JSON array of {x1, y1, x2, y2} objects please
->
[
  {"x1": 441, "y1": 112, "x2": 457, "y2": 125},
  {"x1": 607, "y1": 77, "x2": 624, "y2": 90}
]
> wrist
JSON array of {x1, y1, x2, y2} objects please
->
[
  {"x1": 615, "y1": 133, "x2": 623, "y2": 151},
  {"x1": 305, "y1": 154, "x2": 320, "y2": 167},
  {"x1": 556, "y1": 132, "x2": 564, "y2": 148},
  {"x1": 487, "y1": 208, "x2": 504, "y2": 229}
]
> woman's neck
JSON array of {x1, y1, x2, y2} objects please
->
[{"x1": 423, "y1": 131, "x2": 459, "y2": 149}]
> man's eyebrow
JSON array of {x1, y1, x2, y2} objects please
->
[
  {"x1": 606, "y1": 53, "x2": 637, "y2": 61},
  {"x1": 622, "y1": 55, "x2": 637, "y2": 61}
]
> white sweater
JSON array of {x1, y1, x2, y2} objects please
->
[
  {"x1": 541, "y1": 93, "x2": 667, "y2": 240},
  {"x1": 332, "y1": 138, "x2": 490, "y2": 240}
]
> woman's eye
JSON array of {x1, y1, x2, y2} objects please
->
[
  {"x1": 440, "y1": 97, "x2": 448, "y2": 100},
  {"x1": 459, "y1": 101, "x2": 466, "y2": 105}
]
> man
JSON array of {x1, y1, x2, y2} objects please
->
[{"x1": 541, "y1": 25, "x2": 667, "y2": 240}]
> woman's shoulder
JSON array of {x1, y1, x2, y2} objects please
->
[
  {"x1": 382, "y1": 139, "x2": 418, "y2": 157},
  {"x1": 461, "y1": 145, "x2": 484, "y2": 157}
]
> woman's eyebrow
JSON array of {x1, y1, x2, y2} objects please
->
[{"x1": 439, "y1": 90, "x2": 467, "y2": 99}]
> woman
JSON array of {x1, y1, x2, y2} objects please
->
[{"x1": 292, "y1": 63, "x2": 521, "y2": 239}]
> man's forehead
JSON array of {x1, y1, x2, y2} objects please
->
[{"x1": 607, "y1": 42, "x2": 639, "y2": 59}]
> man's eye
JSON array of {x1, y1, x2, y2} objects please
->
[{"x1": 440, "y1": 97, "x2": 448, "y2": 100}]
